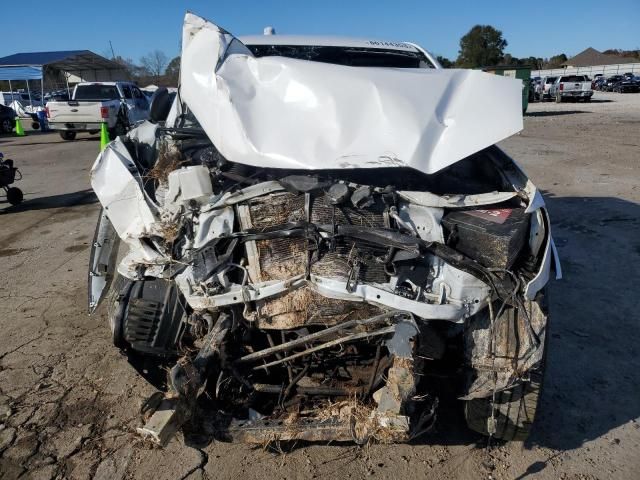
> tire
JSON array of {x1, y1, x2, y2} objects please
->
[
  {"x1": 109, "y1": 114, "x2": 128, "y2": 139},
  {"x1": 1, "y1": 118, "x2": 13, "y2": 133},
  {"x1": 584, "y1": 97, "x2": 591, "y2": 102},
  {"x1": 463, "y1": 291, "x2": 549, "y2": 442},
  {"x1": 105, "y1": 273, "x2": 130, "y2": 349},
  {"x1": 464, "y1": 372, "x2": 542, "y2": 441},
  {"x1": 6, "y1": 187, "x2": 23, "y2": 205},
  {"x1": 60, "y1": 131, "x2": 76, "y2": 141}
]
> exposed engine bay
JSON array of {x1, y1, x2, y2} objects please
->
[{"x1": 87, "y1": 13, "x2": 560, "y2": 445}]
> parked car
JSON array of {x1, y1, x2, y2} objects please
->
[
  {"x1": 549, "y1": 75, "x2": 593, "y2": 102},
  {"x1": 591, "y1": 74, "x2": 603, "y2": 89},
  {"x1": 612, "y1": 77, "x2": 640, "y2": 93},
  {"x1": 89, "y1": 13, "x2": 559, "y2": 446},
  {"x1": 602, "y1": 75, "x2": 624, "y2": 92},
  {"x1": 0, "y1": 104, "x2": 16, "y2": 133},
  {"x1": 593, "y1": 77, "x2": 607, "y2": 91},
  {"x1": 45, "y1": 82, "x2": 150, "y2": 140},
  {"x1": 538, "y1": 76, "x2": 557, "y2": 101},
  {"x1": 0, "y1": 91, "x2": 42, "y2": 108}
]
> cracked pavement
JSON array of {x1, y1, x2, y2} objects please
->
[{"x1": 1, "y1": 92, "x2": 640, "y2": 479}]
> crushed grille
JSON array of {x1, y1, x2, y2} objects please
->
[{"x1": 238, "y1": 189, "x2": 390, "y2": 326}]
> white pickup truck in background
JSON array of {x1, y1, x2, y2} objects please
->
[
  {"x1": 549, "y1": 75, "x2": 593, "y2": 103},
  {"x1": 45, "y1": 82, "x2": 150, "y2": 140}
]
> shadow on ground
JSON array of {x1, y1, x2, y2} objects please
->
[
  {"x1": 525, "y1": 194, "x2": 640, "y2": 452},
  {"x1": 0, "y1": 188, "x2": 97, "y2": 213},
  {"x1": 526, "y1": 110, "x2": 586, "y2": 117},
  {"x1": 0, "y1": 136, "x2": 99, "y2": 147}
]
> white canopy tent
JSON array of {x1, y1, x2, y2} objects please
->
[{"x1": 0, "y1": 50, "x2": 128, "y2": 107}]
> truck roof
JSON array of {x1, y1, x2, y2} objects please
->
[
  {"x1": 75, "y1": 81, "x2": 135, "y2": 86},
  {"x1": 238, "y1": 35, "x2": 420, "y2": 52}
]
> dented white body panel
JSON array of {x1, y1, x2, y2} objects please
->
[{"x1": 180, "y1": 13, "x2": 523, "y2": 175}]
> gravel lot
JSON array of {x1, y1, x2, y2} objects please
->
[{"x1": 1, "y1": 91, "x2": 639, "y2": 479}]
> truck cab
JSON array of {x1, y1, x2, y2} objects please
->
[{"x1": 46, "y1": 81, "x2": 149, "y2": 140}]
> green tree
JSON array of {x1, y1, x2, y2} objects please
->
[
  {"x1": 545, "y1": 54, "x2": 567, "y2": 68},
  {"x1": 140, "y1": 50, "x2": 169, "y2": 85},
  {"x1": 436, "y1": 55, "x2": 454, "y2": 68},
  {"x1": 525, "y1": 56, "x2": 544, "y2": 69},
  {"x1": 502, "y1": 53, "x2": 515, "y2": 66},
  {"x1": 165, "y1": 56, "x2": 180, "y2": 85},
  {"x1": 455, "y1": 25, "x2": 507, "y2": 68},
  {"x1": 500, "y1": 54, "x2": 544, "y2": 69}
]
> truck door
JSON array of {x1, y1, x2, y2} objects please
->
[
  {"x1": 131, "y1": 87, "x2": 150, "y2": 122},
  {"x1": 120, "y1": 85, "x2": 137, "y2": 124}
]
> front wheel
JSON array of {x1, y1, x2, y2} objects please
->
[
  {"x1": 464, "y1": 372, "x2": 542, "y2": 441},
  {"x1": 60, "y1": 131, "x2": 76, "y2": 141},
  {"x1": 463, "y1": 291, "x2": 549, "y2": 441},
  {"x1": 109, "y1": 116, "x2": 128, "y2": 139}
]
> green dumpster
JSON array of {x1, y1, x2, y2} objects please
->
[{"x1": 483, "y1": 65, "x2": 532, "y2": 114}]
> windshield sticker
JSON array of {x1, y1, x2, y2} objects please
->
[{"x1": 366, "y1": 40, "x2": 412, "y2": 49}]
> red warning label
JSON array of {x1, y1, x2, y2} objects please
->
[{"x1": 464, "y1": 208, "x2": 512, "y2": 224}]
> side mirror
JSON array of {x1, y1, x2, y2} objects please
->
[{"x1": 148, "y1": 87, "x2": 172, "y2": 124}]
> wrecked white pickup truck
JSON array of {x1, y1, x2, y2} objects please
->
[{"x1": 88, "y1": 13, "x2": 561, "y2": 446}]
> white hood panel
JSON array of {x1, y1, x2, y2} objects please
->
[{"x1": 180, "y1": 13, "x2": 523, "y2": 175}]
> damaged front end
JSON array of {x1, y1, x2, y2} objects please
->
[{"x1": 88, "y1": 13, "x2": 560, "y2": 445}]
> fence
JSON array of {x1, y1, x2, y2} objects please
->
[{"x1": 533, "y1": 63, "x2": 640, "y2": 78}]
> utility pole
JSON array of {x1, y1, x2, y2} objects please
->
[{"x1": 109, "y1": 40, "x2": 116, "y2": 60}]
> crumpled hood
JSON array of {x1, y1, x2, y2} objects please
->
[{"x1": 180, "y1": 13, "x2": 523, "y2": 175}]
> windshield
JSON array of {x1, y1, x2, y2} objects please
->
[
  {"x1": 560, "y1": 75, "x2": 586, "y2": 82},
  {"x1": 246, "y1": 45, "x2": 429, "y2": 68},
  {"x1": 74, "y1": 85, "x2": 120, "y2": 101}
]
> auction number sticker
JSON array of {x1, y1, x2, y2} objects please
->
[{"x1": 366, "y1": 40, "x2": 412, "y2": 49}]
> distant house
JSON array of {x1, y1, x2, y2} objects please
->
[
  {"x1": 534, "y1": 47, "x2": 639, "y2": 77},
  {"x1": 562, "y1": 48, "x2": 637, "y2": 68}
]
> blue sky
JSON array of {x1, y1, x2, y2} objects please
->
[{"x1": 2, "y1": 1, "x2": 638, "y2": 62}]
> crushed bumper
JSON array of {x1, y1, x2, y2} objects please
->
[{"x1": 138, "y1": 312, "x2": 436, "y2": 445}]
